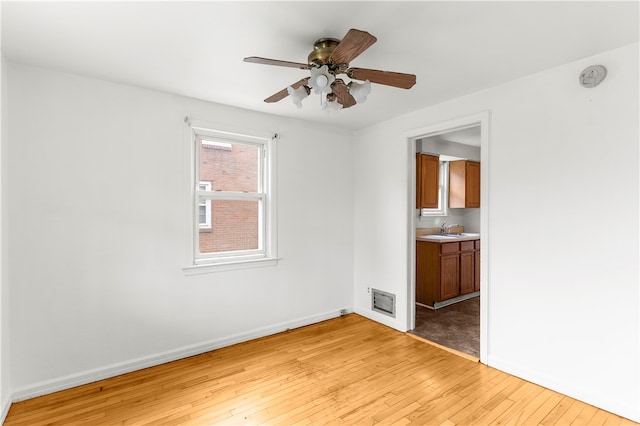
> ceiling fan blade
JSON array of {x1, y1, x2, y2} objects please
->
[
  {"x1": 244, "y1": 56, "x2": 310, "y2": 70},
  {"x1": 264, "y1": 78, "x2": 309, "y2": 103},
  {"x1": 331, "y1": 80, "x2": 356, "y2": 109},
  {"x1": 347, "y1": 68, "x2": 416, "y2": 89},
  {"x1": 329, "y1": 29, "x2": 377, "y2": 64}
]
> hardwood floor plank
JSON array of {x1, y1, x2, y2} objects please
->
[
  {"x1": 572, "y1": 404, "x2": 601, "y2": 425},
  {"x1": 4, "y1": 314, "x2": 636, "y2": 426}
]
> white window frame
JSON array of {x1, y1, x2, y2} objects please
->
[
  {"x1": 419, "y1": 160, "x2": 450, "y2": 218},
  {"x1": 184, "y1": 122, "x2": 278, "y2": 274}
]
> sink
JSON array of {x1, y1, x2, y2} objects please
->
[{"x1": 419, "y1": 233, "x2": 480, "y2": 239}]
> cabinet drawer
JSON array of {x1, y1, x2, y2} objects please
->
[
  {"x1": 441, "y1": 242, "x2": 459, "y2": 254},
  {"x1": 461, "y1": 241, "x2": 475, "y2": 252}
]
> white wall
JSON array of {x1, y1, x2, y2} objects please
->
[
  {"x1": 417, "y1": 209, "x2": 480, "y2": 233},
  {"x1": 353, "y1": 43, "x2": 639, "y2": 421},
  {"x1": 0, "y1": 0, "x2": 9, "y2": 417},
  {"x1": 5, "y1": 63, "x2": 355, "y2": 398}
]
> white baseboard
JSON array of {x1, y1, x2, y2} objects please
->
[
  {"x1": 488, "y1": 355, "x2": 640, "y2": 423},
  {"x1": 1, "y1": 395, "x2": 11, "y2": 425},
  {"x1": 11, "y1": 308, "x2": 350, "y2": 404},
  {"x1": 354, "y1": 306, "x2": 407, "y2": 332}
]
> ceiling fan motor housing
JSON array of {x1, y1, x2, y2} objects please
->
[{"x1": 308, "y1": 38, "x2": 345, "y2": 71}]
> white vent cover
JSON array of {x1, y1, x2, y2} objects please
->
[{"x1": 372, "y1": 288, "x2": 396, "y2": 318}]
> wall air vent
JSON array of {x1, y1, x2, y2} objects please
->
[{"x1": 371, "y1": 288, "x2": 396, "y2": 318}]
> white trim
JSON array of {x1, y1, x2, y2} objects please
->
[
  {"x1": 187, "y1": 120, "x2": 278, "y2": 271},
  {"x1": 0, "y1": 397, "x2": 11, "y2": 425},
  {"x1": 10, "y1": 308, "x2": 349, "y2": 404},
  {"x1": 183, "y1": 257, "x2": 280, "y2": 274},
  {"x1": 354, "y1": 306, "x2": 407, "y2": 332},
  {"x1": 405, "y1": 110, "x2": 490, "y2": 364}
]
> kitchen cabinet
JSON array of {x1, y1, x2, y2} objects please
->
[
  {"x1": 439, "y1": 241, "x2": 461, "y2": 301},
  {"x1": 416, "y1": 238, "x2": 480, "y2": 307},
  {"x1": 416, "y1": 153, "x2": 439, "y2": 209},
  {"x1": 474, "y1": 240, "x2": 480, "y2": 292},
  {"x1": 449, "y1": 160, "x2": 480, "y2": 208},
  {"x1": 459, "y1": 241, "x2": 475, "y2": 295}
]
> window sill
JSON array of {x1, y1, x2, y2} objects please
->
[
  {"x1": 418, "y1": 209, "x2": 448, "y2": 218},
  {"x1": 183, "y1": 257, "x2": 280, "y2": 275}
]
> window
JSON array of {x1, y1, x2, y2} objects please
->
[
  {"x1": 187, "y1": 124, "x2": 277, "y2": 270},
  {"x1": 420, "y1": 161, "x2": 449, "y2": 217},
  {"x1": 198, "y1": 182, "x2": 211, "y2": 228}
]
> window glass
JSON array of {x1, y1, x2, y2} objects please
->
[
  {"x1": 198, "y1": 138, "x2": 259, "y2": 193},
  {"x1": 198, "y1": 182, "x2": 211, "y2": 228},
  {"x1": 199, "y1": 200, "x2": 260, "y2": 254}
]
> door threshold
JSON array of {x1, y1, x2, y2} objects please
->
[{"x1": 406, "y1": 332, "x2": 479, "y2": 362}]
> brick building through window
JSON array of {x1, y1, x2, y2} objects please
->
[{"x1": 198, "y1": 139, "x2": 260, "y2": 255}]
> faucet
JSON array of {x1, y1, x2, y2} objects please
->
[
  {"x1": 440, "y1": 221, "x2": 461, "y2": 235},
  {"x1": 440, "y1": 221, "x2": 447, "y2": 235}
]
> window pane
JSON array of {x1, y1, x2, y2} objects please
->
[
  {"x1": 199, "y1": 200, "x2": 260, "y2": 254},
  {"x1": 198, "y1": 205, "x2": 207, "y2": 225},
  {"x1": 199, "y1": 139, "x2": 259, "y2": 192}
]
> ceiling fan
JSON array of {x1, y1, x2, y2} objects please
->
[{"x1": 244, "y1": 29, "x2": 417, "y2": 110}]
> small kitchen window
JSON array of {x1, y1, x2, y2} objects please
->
[{"x1": 420, "y1": 161, "x2": 449, "y2": 217}]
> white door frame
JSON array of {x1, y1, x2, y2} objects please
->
[{"x1": 405, "y1": 111, "x2": 490, "y2": 363}]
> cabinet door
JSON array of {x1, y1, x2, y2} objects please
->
[
  {"x1": 449, "y1": 160, "x2": 480, "y2": 208},
  {"x1": 440, "y1": 254, "x2": 459, "y2": 300},
  {"x1": 466, "y1": 161, "x2": 480, "y2": 208},
  {"x1": 416, "y1": 242, "x2": 428, "y2": 305},
  {"x1": 416, "y1": 153, "x2": 439, "y2": 209},
  {"x1": 460, "y1": 251, "x2": 475, "y2": 295}
]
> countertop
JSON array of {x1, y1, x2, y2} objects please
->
[{"x1": 416, "y1": 233, "x2": 480, "y2": 243}]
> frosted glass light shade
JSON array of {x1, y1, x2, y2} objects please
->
[
  {"x1": 309, "y1": 65, "x2": 335, "y2": 95},
  {"x1": 322, "y1": 100, "x2": 343, "y2": 113},
  {"x1": 349, "y1": 80, "x2": 371, "y2": 103},
  {"x1": 287, "y1": 85, "x2": 309, "y2": 108}
]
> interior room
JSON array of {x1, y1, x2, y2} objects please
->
[
  {"x1": 413, "y1": 126, "x2": 482, "y2": 358},
  {"x1": 0, "y1": 1, "x2": 638, "y2": 424}
]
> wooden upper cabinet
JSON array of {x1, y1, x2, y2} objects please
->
[
  {"x1": 449, "y1": 160, "x2": 480, "y2": 208},
  {"x1": 416, "y1": 153, "x2": 439, "y2": 209}
]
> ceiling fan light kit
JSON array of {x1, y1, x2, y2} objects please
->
[
  {"x1": 348, "y1": 80, "x2": 371, "y2": 103},
  {"x1": 244, "y1": 28, "x2": 416, "y2": 112},
  {"x1": 287, "y1": 85, "x2": 310, "y2": 109},
  {"x1": 309, "y1": 65, "x2": 335, "y2": 95}
]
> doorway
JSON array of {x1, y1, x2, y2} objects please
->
[{"x1": 406, "y1": 112, "x2": 489, "y2": 363}]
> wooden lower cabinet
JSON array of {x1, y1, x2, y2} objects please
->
[
  {"x1": 416, "y1": 239, "x2": 480, "y2": 306},
  {"x1": 474, "y1": 240, "x2": 481, "y2": 292},
  {"x1": 440, "y1": 254, "x2": 460, "y2": 300},
  {"x1": 460, "y1": 241, "x2": 476, "y2": 295},
  {"x1": 460, "y1": 252, "x2": 475, "y2": 295}
]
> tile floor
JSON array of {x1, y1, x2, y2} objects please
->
[{"x1": 411, "y1": 296, "x2": 480, "y2": 358}]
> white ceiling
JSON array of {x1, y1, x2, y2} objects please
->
[{"x1": 2, "y1": 1, "x2": 638, "y2": 130}]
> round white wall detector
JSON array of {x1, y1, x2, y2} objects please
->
[{"x1": 579, "y1": 65, "x2": 607, "y2": 88}]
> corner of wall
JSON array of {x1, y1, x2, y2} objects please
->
[{"x1": 1, "y1": 45, "x2": 13, "y2": 422}]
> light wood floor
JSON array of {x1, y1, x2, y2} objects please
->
[{"x1": 5, "y1": 314, "x2": 637, "y2": 425}]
